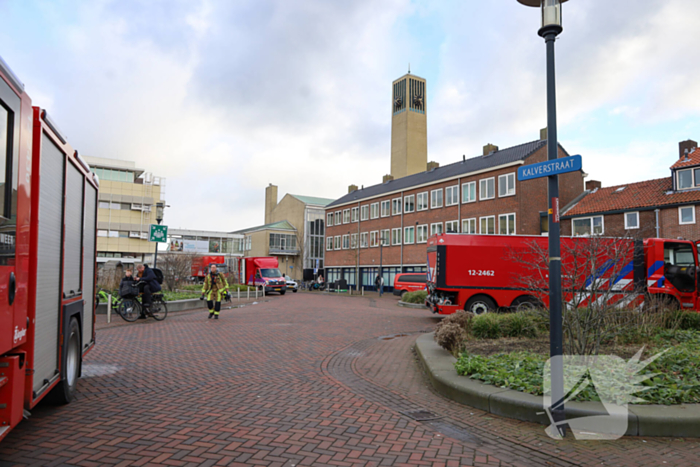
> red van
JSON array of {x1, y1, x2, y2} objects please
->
[{"x1": 393, "y1": 273, "x2": 428, "y2": 298}]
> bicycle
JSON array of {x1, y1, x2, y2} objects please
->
[
  {"x1": 118, "y1": 291, "x2": 168, "y2": 322},
  {"x1": 96, "y1": 288, "x2": 121, "y2": 309}
]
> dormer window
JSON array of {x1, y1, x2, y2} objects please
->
[{"x1": 676, "y1": 167, "x2": 700, "y2": 190}]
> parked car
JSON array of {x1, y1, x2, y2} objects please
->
[
  {"x1": 284, "y1": 276, "x2": 299, "y2": 293},
  {"x1": 393, "y1": 273, "x2": 428, "y2": 298}
]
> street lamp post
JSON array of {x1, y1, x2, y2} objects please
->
[
  {"x1": 153, "y1": 202, "x2": 165, "y2": 269},
  {"x1": 517, "y1": 0, "x2": 568, "y2": 437},
  {"x1": 379, "y1": 237, "x2": 384, "y2": 296}
]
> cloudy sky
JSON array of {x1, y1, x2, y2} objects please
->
[{"x1": 1, "y1": 0, "x2": 699, "y2": 231}]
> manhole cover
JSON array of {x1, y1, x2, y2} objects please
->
[{"x1": 401, "y1": 410, "x2": 443, "y2": 421}]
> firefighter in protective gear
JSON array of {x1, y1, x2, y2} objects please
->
[{"x1": 201, "y1": 265, "x2": 229, "y2": 319}]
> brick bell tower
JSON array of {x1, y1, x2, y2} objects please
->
[{"x1": 390, "y1": 71, "x2": 427, "y2": 179}]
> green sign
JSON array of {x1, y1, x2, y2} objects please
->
[{"x1": 149, "y1": 224, "x2": 168, "y2": 243}]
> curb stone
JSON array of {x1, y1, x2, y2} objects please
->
[
  {"x1": 415, "y1": 332, "x2": 700, "y2": 437},
  {"x1": 398, "y1": 300, "x2": 430, "y2": 309}
]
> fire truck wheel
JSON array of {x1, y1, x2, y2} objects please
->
[
  {"x1": 280, "y1": 290, "x2": 286, "y2": 295},
  {"x1": 47, "y1": 318, "x2": 81, "y2": 405},
  {"x1": 465, "y1": 295, "x2": 496, "y2": 315}
]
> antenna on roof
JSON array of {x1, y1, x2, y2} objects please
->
[
  {"x1": 408, "y1": 63, "x2": 411, "y2": 74},
  {"x1": 463, "y1": 155, "x2": 466, "y2": 162}
]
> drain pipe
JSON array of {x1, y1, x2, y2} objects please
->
[{"x1": 654, "y1": 209, "x2": 660, "y2": 238}]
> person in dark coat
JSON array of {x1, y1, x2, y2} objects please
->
[{"x1": 136, "y1": 264, "x2": 161, "y2": 313}]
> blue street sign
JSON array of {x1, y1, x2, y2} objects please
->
[{"x1": 518, "y1": 155, "x2": 582, "y2": 181}]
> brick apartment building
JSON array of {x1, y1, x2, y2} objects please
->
[
  {"x1": 561, "y1": 139, "x2": 700, "y2": 240},
  {"x1": 324, "y1": 134, "x2": 584, "y2": 290}
]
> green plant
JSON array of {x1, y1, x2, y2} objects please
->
[
  {"x1": 402, "y1": 290, "x2": 428, "y2": 304},
  {"x1": 500, "y1": 313, "x2": 538, "y2": 338},
  {"x1": 471, "y1": 314, "x2": 501, "y2": 339}
]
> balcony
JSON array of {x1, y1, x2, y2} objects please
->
[{"x1": 269, "y1": 247, "x2": 299, "y2": 256}]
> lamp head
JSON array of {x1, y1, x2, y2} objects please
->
[{"x1": 516, "y1": 0, "x2": 568, "y2": 33}]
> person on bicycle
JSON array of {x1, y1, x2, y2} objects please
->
[
  {"x1": 201, "y1": 264, "x2": 228, "y2": 320},
  {"x1": 136, "y1": 264, "x2": 161, "y2": 316}
]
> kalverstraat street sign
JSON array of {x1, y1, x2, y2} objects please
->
[
  {"x1": 149, "y1": 224, "x2": 168, "y2": 243},
  {"x1": 518, "y1": 154, "x2": 582, "y2": 181}
]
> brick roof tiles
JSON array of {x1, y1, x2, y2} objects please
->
[
  {"x1": 670, "y1": 147, "x2": 700, "y2": 169},
  {"x1": 564, "y1": 177, "x2": 700, "y2": 216}
]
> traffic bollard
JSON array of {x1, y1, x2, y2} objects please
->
[
  {"x1": 362, "y1": 287, "x2": 364, "y2": 296},
  {"x1": 237, "y1": 289, "x2": 240, "y2": 301},
  {"x1": 107, "y1": 294, "x2": 112, "y2": 324}
]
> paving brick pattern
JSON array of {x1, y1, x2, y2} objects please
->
[{"x1": 0, "y1": 294, "x2": 698, "y2": 466}]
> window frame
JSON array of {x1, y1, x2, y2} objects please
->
[
  {"x1": 370, "y1": 231, "x2": 379, "y2": 247},
  {"x1": 381, "y1": 229, "x2": 390, "y2": 246},
  {"x1": 326, "y1": 213, "x2": 333, "y2": 227},
  {"x1": 351, "y1": 207, "x2": 359, "y2": 223},
  {"x1": 571, "y1": 216, "x2": 605, "y2": 236},
  {"x1": 391, "y1": 228, "x2": 401, "y2": 245},
  {"x1": 462, "y1": 181, "x2": 476, "y2": 204},
  {"x1": 416, "y1": 224, "x2": 429, "y2": 244},
  {"x1": 498, "y1": 213, "x2": 516, "y2": 235},
  {"x1": 462, "y1": 218, "x2": 477, "y2": 234},
  {"x1": 360, "y1": 205, "x2": 369, "y2": 221},
  {"x1": 479, "y1": 177, "x2": 495, "y2": 200},
  {"x1": 392, "y1": 197, "x2": 402, "y2": 216},
  {"x1": 335, "y1": 211, "x2": 341, "y2": 225},
  {"x1": 334, "y1": 235, "x2": 341, "y2": 250},
  {"x1": 677, "y1": 168, "x2": 694, "y2": 190},
  {"x1": 360, "y1": 232, "x2": 368, "y2": 248},
  {"x1": 326, "y1": 236, "x2": 333, "y2": 251},
  {"x1": 404, "y1": 194, "x2": 415, "y2": 213},
  {"x1": 679, "y1": 206, "x2": 696, "y2": 225},
  {"x1": 498, "y1": 173, "x2": 516, "y2": 198},
  {"x1": 430, "y1": 189, "x2": 443, "y2": 209},
  {"x1": 370, "y1": 202, "x2": 379, "y2": 219},
  {"x1": 445, "y1": 185, "x2": 459, "y2": 206},
  {"x1": 417, "y1": 192, "x2": 429, "y2": 211},
  {"x1": 445, "y1": 220, "x2": 459, "y2": 233},
  {"x1": 343, "y1": 209, "x2": 350, "y2": 224},
  {"x1": 404, "y1": 226, "x2": 415, "y2": 244},
  {"x1": 350, "y1": 233, "x2": 358, "y2": 248},
  {"x1": 430, "y1": 222, "x2": 443, "y2": 236},
  {"x1": 380, "y1": 200, "x2": 391, "y2": 217},
  {"x1": 624, "y1": 211, "x2": 640, "y2": 230},
  {"x1": 479, "y1": 215, "x2": 496, "y2": 235},
  {"x1": 342, "y1": 234, "x2": 349, "y2": 249}
]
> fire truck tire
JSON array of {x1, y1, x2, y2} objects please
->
[
  {"x1": 280, "y1": 290, "x2": 286, "y2": 295},
  {"x1": 47, "y1": 318, "x2": 81, "y2": 405},
  {"x1": 465, "y1": 295, "x2": 496, "y2": 315}
]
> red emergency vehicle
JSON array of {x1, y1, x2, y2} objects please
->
[
  {"x1": 426, "y1": 233, "x2": 698, "y2": 315},
  {"x1": 238, "y1": 257, "x2": 286, "y2": 295},
  {"x1": 0, "y1": 57, "x2": 98, "y2": 442},
  {"x1": 191, "y1": 255, "x2": 226, "y2": 281}
]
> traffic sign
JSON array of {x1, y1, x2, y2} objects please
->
[
  {"x1": 149, "y1": 224, "x2": 168, "y2": 243},
  {"x1": 518, "y1": 155, "x2": 582, "y2": 181}
]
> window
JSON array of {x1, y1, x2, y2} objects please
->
[
  {"x1": 335, "y1": 211, "x2": 341, "y2": 225},
  {"x1": 108, "y1": 230, "x2": 119, "y2": 238},
  {"x1": 342, "y1": 235, "x2": 349, "y2": 249},
  {"x1": 326, "y1": 237, "x2": 333, "y2": 251},
  {"x1": 381, "y1": 229, "x2": 390, "y2": 246},
  {"x1": 370, "y1": 231, "x2": 379, "y2": 247},
  {"x1": 499, "y1": 213, "x2": 516, "y2": 235},
  {"x1": 625, "y1": 212, "x2": 639, "y2": 230},
  {"x1": 480, "y1": 178, "x2": 495, "y2": 200},
  {"x1": 360, "y1": 232, "x2": 368, "y2": 248},
  {"x1": 445, "y1": 220, "x2": 459, "y2": 233},
  {"x1": 417, "y1": 192, "x2": 429, "y2": 211},
  {"x1": 343, "y1": 209, "x2": 350, "y2": 224},
  {"x1": 676, "y1": 168, "x2": 700, "y2": 190},
  {"x1": 350, "y1": 233, "x2": 358, "y2": 248},
  {"x1": 445, "y1": 185, "x2": 459, "y2": 206},
  {"x1": 404, "y1": 226, "x2": 414, "y2": 244},
  {"x1": 99, "y1": 201, "x2": 110, "y2": 209},
  {"x1": 381, "y1": 200, "x2": 391, "y2": 217},
  {"x1": 498, "y1": 173, "x2": 516, "y2": 197},
  {"x1": 392, "y1": 198, "x2": 402, "y2": 216},
  {"x1": 572, "y1": 216, "x2": 604, "y2": 236},
  {"x1": 679, "y1": 206, "x2": 696, "y2": 225},
  {"x1": 269, "y1": 233, "x2": 297, "y2": 251},
  {"x1": 392, "y1": 228, "x2": 401, "y2": 245},
  {"x1": 416, "y1": 224, "x2": 429, "y2": 243},
  {"x1": 370, "y1": 202, "x2": 379, "y2": 219},
  {"x1": 462, "y1": 218, "x2": 476, "y2": 234},
  {"x1": 351, "y1": 207, "x2": 359, "y2": 223},
  {"x1": 97, "y1": 230, "x2": 108, "y2": 237},
  {"x1": 431, "y1": 189, "x2": 443, "y2": 208},
  {"x1": 462, "y1": 181, "x2": 476, "y2": 203},
  {"x1": 326, "y1": 213, "x2": 333, "y2": 227},
  {"x1": 404, "y1": 195, "x2": 415, "y2": 213},
  {"x1": 361, "y1": 205, "x2": 369, "y2": 221},
  {"x1": 480, "y1": 216, "x2": 495, "y2": 235},
  {"x1": 430, "y1": 222, "x2": 443, "y2": 236},
  {"x1": 334, "y1": 236, "x2": 341, "y2": 250}
]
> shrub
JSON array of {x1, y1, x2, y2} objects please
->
[
  {"x1": 434, "y1": 322, "x2": 467, "y2": 356},
  {"x1": 500, "y1": 313, "x2": 538, "y2": 338},
  {"x1": 443, "y1": 311, "x2": 474, "y2": 333},
  {"x1": 670, "y1": 311, "x2": 700, "y2": 331},
  {"x1": 472, "y1": 314, "x2": 502, "y2": 339},
  {"x1": 403, "y1": 290, "x2": 428, "y2": 304}
]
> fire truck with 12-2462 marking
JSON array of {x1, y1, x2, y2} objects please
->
[{"x1": 0, "y1": 55, "x2": 98, "y2": 442}]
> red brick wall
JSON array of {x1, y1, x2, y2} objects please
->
[
  {"x1": 325, "y1": 145, "x2": 585, "y2": 268},
  {"x1": 659, "y1": 205, "x2": 700, "y2": 239},
  {"x1": 561, "y1": 211, "x2": 656, "y2": 237}
]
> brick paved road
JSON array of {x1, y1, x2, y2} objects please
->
[{"x1": 1, "y1": 293, "x2": 698, "y2": 466}]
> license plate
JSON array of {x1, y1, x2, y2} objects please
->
[{"x1": 274, "y1": 288, "x2": 281, "y2": 291}]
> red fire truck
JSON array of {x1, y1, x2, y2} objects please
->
[
  {"x1": 238, "y1": 257, "x2": 286, "y2": 294},
  {"x1": 191, "y1": 255, "x2": 226, "y2": 281},
  {"x1": 426, "y1": 233, "x2": 698, "y2": 315},
  {"x1": 0, "y1": 57, "x2": 98, "y2": 442}
]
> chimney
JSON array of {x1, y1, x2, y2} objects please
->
[
  {"x1": 348, "y1": 184, "x2": 358, "y2": 194},
  {"x1": 540, "y1": 128, "x2": 548, "y2": 141},
  {"x1": 383, "y1": 174, "x2": 394, "y2": 183},
  {"x1": 586, "y1": 180, "x2": 601, "y2": 191},
  {"x1": 264, "y1": 183, "x2": 278, "y2": 224},
  {"x1": 679, "y1": 139, "x2": 698, "y2": 159},
  {"x1": 427, "y1": 161, "x2": 439, "y2": 171},
  {"x1": 483, "y1": 143, "x2": 499, "y2": 156}
]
